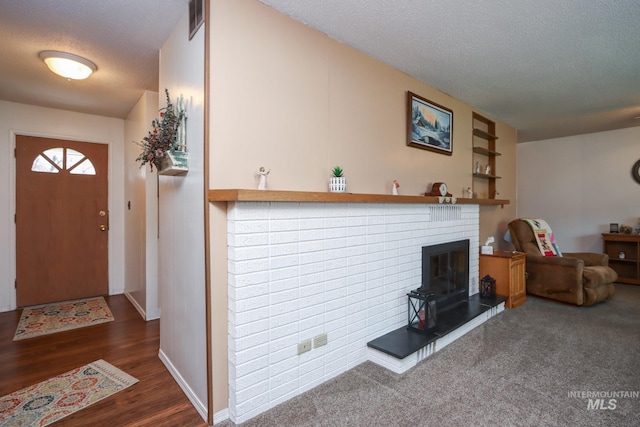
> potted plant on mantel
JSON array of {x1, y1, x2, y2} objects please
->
[
  {"x1": 329, "y1": 166, "x2": 346, "y2": 193},
  {"x1": 136, "y1": 89, "x2": 188, "y2": 176}
]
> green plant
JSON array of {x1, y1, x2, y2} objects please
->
[
  {"x1": 135, "y1": 89, "x2": 185, "y2": 171},
  {"x1": 331, "y1": 166, "x2": 344, "y2": 178}
]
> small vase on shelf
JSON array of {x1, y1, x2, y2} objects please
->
[{"x1": 329, "y1": 166, "x2": 346, "y2": 193}]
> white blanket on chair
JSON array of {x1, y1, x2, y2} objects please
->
[{"x1": 522, "y1": 218, "x2": 563, "y2": 257}]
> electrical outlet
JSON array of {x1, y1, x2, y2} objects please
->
[
  {"x1": 313, "y1": 333, "x2": 328, "y2": 348},
  {"x1": 297, "y1": 339, "x2": 312, "y2": 355}
]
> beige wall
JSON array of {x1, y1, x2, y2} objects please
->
[
  {"x1": 210, "y1": 1, "x2": 516, "y2": 211},
  {"x1": 483, "y1": 120, "x2": 518, "y2": 250},
  {"x1": 209, "y1": 0, "x2": 517, "y2": 415}
]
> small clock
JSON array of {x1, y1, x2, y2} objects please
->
[
  {"x1": 632, "y1": 159, "x2": 640, "y2": 184},
  {"x1": 425, "y1": 182, "x2": 451, "y2": 197},
  {"x1": 438, "y1": 182, "x2": 448, "y2": 196}
]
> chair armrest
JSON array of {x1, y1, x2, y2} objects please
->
[
  {"x1": 526, "y1": 254, "x2": 583, "y2": 268},
  {"x1": 563, "y1": 252, "x2": 609, "y2": 266}
]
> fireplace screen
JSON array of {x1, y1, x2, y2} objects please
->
[{"x1": 418, "y1": 239, "x2": 469, "y2": 309}]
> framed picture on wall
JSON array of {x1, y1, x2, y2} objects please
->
[{"x1": 407, "y1": 91, "x2": 453, "y2": 155}]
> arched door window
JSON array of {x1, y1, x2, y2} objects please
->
[{"x1": 31, "y1": 147, "x2": 96, "y2": 175}]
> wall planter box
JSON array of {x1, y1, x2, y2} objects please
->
[{"x1": 158, "y1": 150, "x2": 188, "y2": 176}]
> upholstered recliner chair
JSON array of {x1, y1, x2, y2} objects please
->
[{"x1": 507, "y1": 219, "x2": 616, "y2": 306}]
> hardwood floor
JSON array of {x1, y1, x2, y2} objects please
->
[{"x1": 0, "y1": 295, "x2": 208, "y2": 426}]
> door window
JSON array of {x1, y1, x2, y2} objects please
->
[{"x1": 31, "y1": 147, "x2": 96, "y2": 175}]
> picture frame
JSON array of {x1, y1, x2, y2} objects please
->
[{"x1": 407, "y1": 91, "x2": 453, "y2": 155}]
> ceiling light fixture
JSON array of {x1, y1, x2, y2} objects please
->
[{"x1": 39, "y1": 50, "x2": 97, "y2": 80}]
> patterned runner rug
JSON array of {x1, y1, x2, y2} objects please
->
[
  {"x1": 0, "y1": 359, "x2": 138, "y2": 426},
  {"x1": 13, "y1": 297, "x2": 114, "y2": 341}
]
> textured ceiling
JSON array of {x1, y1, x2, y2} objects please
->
[
  {"x1": 0, "y1": 1, "x2": 638, "y2": 142},
  {"x1": 260, "y1": 0, "x2": 640, "y2": 142},
  {"x1": 0, "y1": 0, "x2": 185, "y2": 118}
]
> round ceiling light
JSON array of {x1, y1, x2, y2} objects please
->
[{"x1": 39, "y1": 50, "x2": 97, "y2": 80}]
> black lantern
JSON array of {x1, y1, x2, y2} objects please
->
[
  {"x1": 480, "y1": 274, "x2": 496, "y2": 298},
  {"x1": 407, "y1": 290, "x2": 437, "y2": 333}
]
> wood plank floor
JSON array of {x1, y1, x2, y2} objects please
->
[{"x1": 0, "y1": 295, "x2": 208, "y2": 426}]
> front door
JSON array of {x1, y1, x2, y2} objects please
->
[{"x1": 15, "y1": 135, "x2": 109, "y2": 307}]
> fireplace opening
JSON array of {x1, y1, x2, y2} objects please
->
[{"x1": 417, "y1": 239, "x2": 469, "y2": 311}]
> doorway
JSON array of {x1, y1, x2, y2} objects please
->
[{"x1": 15, "y1": 135, "x2": 109, "y2": 307}]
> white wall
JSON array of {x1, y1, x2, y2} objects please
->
[
  {"x1": 517, "y1": 126, "x2": 640, "y2": 253},
  {"x1": 0, "y1": 100, "x2": 125, "y2": 312},
  {"x1": 124, "y1": 91, "x2": 160, "y2": 320},
  {"x1": 157, "y1": 8, "x2": 208, "y2": 422}
]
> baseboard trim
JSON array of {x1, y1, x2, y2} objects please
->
[
  {"x1": 123, "y1": 291, "x2": 160, "y2": 321},
  {"x1": 158, "y1": 349, "x2": 208, "y2": 423},
  {"x1": 124, "y1": 292, "x2": 146, "y2": 320},
  {"x1": 214, "y1": 408, "x2": 230, "y2": 424}
]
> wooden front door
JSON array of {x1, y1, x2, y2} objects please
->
[{"x1": 16, "y1": 136, "x2": 109, "y2": 307}]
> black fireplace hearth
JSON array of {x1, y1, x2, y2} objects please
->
[
  {"x1": 369, "y1": 293, "x2": 506, "y2": 359},
  {"x1": 367, "y1": 239, "x2": 506, "y2": 360}
]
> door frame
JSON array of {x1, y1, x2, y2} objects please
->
[{"x1": 9, "y1": 130, "x2": 121, "y2": 310}]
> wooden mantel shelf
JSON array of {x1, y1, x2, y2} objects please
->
[{"x1": 208, "y1": 189, "x2": 510, "y2": 206}]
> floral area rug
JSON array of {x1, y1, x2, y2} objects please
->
[
  {"x1": 0, "y1": 359, "x2": 137, "y2": 426},
  {"x1": 13, "y1": 297, "x2": 114, "y2": 341}
]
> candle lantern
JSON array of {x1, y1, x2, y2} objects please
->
[
  {"x1": 407, "y1": 290, "x2": 437, "y2": 333},
  {"x1": 480, "y1": 274, "x2": 496, "y2": 298}
]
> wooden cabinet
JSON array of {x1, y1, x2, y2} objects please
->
[
  {"x1": 602, "y1": 233, "x2": 640, "y2": 285},
  {"x1": 480, "y1": 251, "x2": 526, "y2": 308},
  {"x1": 472, "y1": 112, "x2": 500, "y2": 200}
]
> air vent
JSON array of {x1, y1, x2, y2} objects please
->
[{"x1": 189, "y1": 0, "x2": 204, "y2": 40}]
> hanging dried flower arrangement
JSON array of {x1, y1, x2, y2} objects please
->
[{"x1": 136, "y1": 89, "x2": 187, "y2": 174}]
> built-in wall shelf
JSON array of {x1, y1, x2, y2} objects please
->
[
  {"x1": 473, "y1": 172, "x2": 502, "y2": 180},
  {"x1": 472, "y1": 128, "x2": 499, "y2": 140},
  {"x1": 472, "y1": 146, "x2": 501, "y2": 157},
  {"x1": 472, "y1": 112, "x2": 501, "y2": 199},
  {"x1": 208, "y1": 189, "x2": 510, "y2": 206}
]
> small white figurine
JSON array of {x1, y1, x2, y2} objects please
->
[
  {"x1": 255, "y1": 167, "x2": 270, "y2": 190},
  {"x1": 466, "y1": 187, "x2": 473, "y2": 198},
  {"x1": 485, "y1": 164, "x2": 492, "y2": 175},
  {"x1": 392, "y1": 180, "x2": 400, "y2": 195},
  {"x1": 475, "y1": 161, "x2": 481, "y2": 174}
]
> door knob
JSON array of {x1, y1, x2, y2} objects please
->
[{"x1": 100, "y1": 225, "x2": 107, "y2": 231}]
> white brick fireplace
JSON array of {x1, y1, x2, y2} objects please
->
[{"x1": 226, "y1": 199, "x2": 480, "y2": 423}]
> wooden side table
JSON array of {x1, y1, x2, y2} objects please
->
[
  {"x1": 602, "y1": 233, "x2": 640, "y2": 285},
  {"x1": 480, "y1": 250, "x2": 526, "y2": 308}
]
